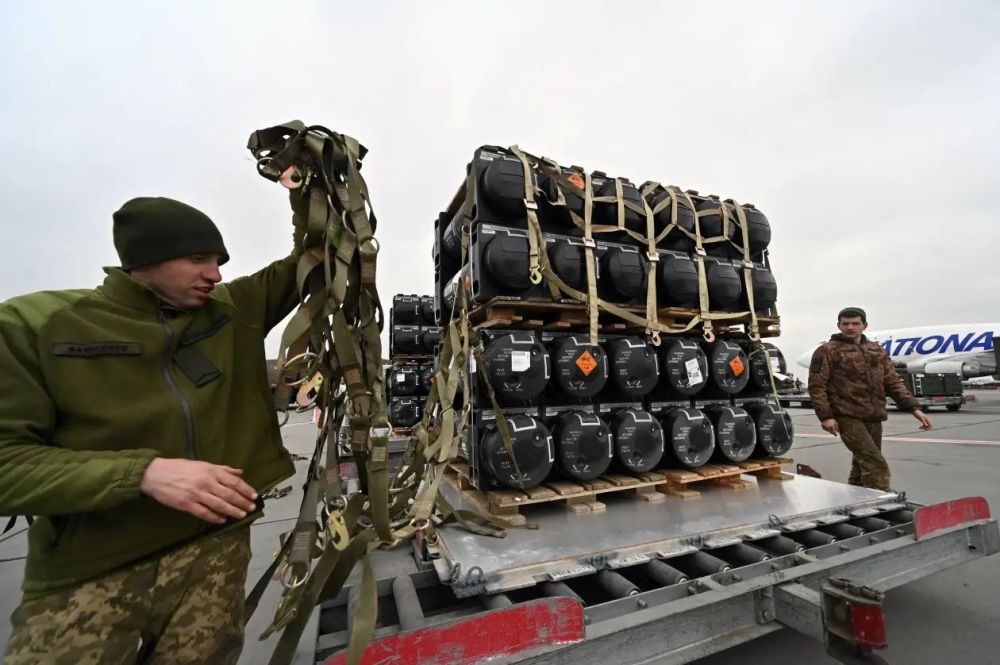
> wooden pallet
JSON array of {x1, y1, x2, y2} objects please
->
[
  {"x1": 391, "y1": 426, "x2": 414, "y2": 437},
  {"x1": 445, "y1": 457, "x2": 793, "y2": 523},
  {"x1": 391, "y1": 353, "x2": 435, "y2": 363},
  {"x1": 466, "y1": 297, "x2": 780, "y2": 338},
  {"x1": 656, "y1": 458, "x2": 794, "y2": 499}
]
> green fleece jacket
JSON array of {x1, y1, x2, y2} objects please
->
[{"x1": 0, "y1": 256, "x2": 300, "y2": 598}]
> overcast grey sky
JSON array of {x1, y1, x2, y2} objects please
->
[{"x1": 1, "y1": 1, "x2": 997, "y2": 368}]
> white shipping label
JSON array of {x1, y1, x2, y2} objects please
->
[
  {"x1": 548, "y1": 565, "x2": 596, "y2": 581},
  {"x1": 770, "y1": 357, "x2": 780, "y2": 372},
  {"x1": 685, "y1": 358, "x2": 703, "y2": 384},
  {"x1": 469, "y1": 356, "x2": 477, "y2": 374},
  {"x1": 395, "y1": 373, "x2": 405, "y2": 382},
  {"x1": 511, "y1": 350, "x2": 532, "y2": 372}
]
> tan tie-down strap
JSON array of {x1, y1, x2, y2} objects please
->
[
  {"x1": 244, "y1": 123, "x2": 520, "y2": 665},
  {"x1": 507, "y1": 146, "x2": 768, "y2": 345}
]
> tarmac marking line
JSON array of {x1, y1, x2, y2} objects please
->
[{"x1": 796, "y1": 433, "x2": 1000, "y2": 447}]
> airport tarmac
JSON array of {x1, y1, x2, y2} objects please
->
[{"x1": 1, "y1": 391, "x2": 998, "y2": 664}]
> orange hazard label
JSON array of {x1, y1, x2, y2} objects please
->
[
  {"x1": 729, "y1": 355, "x2": 746, "y2": 377},
  {"x1": 576, "y1": 350, "x2": 598, "y2": 376},
  {"x1": 567, "y1": 172, "x2": 585, "y2": 190}
]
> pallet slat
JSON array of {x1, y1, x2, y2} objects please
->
[
  {"x1": 446, "y1": 457, "x2": 792, "y2": 518},
  {"x1": 466, "y1": 297, "x2": 779, "y2": 337}
]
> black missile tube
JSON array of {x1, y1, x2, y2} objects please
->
[
  {"x1": 480, "y1": 414, "x2": 554, "y2": 489},
  {"x1": 552, "y1": 412, "x2": 613, "y2": 481},
  {"x1": 610, "y1": 408, "x2": 665, "y2": 473}
]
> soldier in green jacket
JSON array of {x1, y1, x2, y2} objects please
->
[
  {"x1": 1, "y1": 194, "x2": 302, "y2": 664},
  {"x1": 808, "y1": 307, "x2": 933, "y2": 491}
]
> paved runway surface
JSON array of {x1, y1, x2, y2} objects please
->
[{"x1": 2, "y1": 391, "x2": 999, "y2": 664}]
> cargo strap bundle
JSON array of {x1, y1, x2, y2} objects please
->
[
  {"x1": 493, "y1": 145, "x2": 773, "y2": 346},
  {"x1": 243, "y1": 122, "x2": 517, "y2": 665}
]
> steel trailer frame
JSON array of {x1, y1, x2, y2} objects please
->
[{"x1": 308, "y1": 497, "x2": 997, "y2": 665}]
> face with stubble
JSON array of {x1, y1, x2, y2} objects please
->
[
  {"x1": 837, "y1": 316, "x2": 868, "y2": 343},
  {"x1": 130, "y1": 253, "x2": 224, "y2": 310}
]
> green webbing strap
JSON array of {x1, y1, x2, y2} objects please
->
[
  {"x1": 639, "y1": 183, "x2": 660, "y2": 344},
  {"x1": 244, "y1": 535, "x2": 292, "y2": 626},
  {"x1": 251, "y1": 126, "x2": 518, "y2": 665},
  {"x1": 583, "y1": 172, "x2": 599, "y2": 344},
  {"x1": 514, "y1": 145, "x2": 558, "y2": 299},
  {"x1": 732, "y1": 202, "x2": 760, "y2": 341},
  {"x1": 640, "y1": 182, "x2": 702, "y2": 251},
  {"x1": 509, "y1": 147, "x2": 703, "y2": 340},
  {"x1": 693, "y1": 197, "x2": 733, "y2": 253},
  {"x1": 265, "y1": 495, "x2": 369, "y2": 653},
  {"x1": 685, "y1": 188, "x2": 715, "y2": 341},
  {"x1": 246, "y1": 122, "x2": 398, "y2": 665},
  {"x1": 471, "y1": 344, "x2": 527, "y2": 488},
  {"x1": 435, "y1": 491, "x2": 537, "y2": 536}
]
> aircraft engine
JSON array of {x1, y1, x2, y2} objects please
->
[{"x1": 922, "y1": 360, "x2": 984, "y2": 378}]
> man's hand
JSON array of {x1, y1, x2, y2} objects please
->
[
  {"x1": 914, "y1": 409, "x2": 932, "y2": 431},
  {"x1": 821, "y1": 418, "x2": 839, "y2": 435},
  {"x1": 139, "y1": 458, "x2": 258, "y2": 525}
]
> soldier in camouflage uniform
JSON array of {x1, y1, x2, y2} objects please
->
[
  {"x1": 1, "y1": 185, "x2": 307, "y2": 663},
  {"x1": 808, "y1": 307, "x2": 932, "y2": 490}
]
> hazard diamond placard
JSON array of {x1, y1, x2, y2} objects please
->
[{"x1": 576, "y1": 350, "x2": 598, "y2": 376}]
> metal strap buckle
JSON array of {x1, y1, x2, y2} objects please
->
[
  {"x1": 278, "y1": 561, "x2": 308, "y2": 589},
  {"x1": 524, "y1": 199, "x2": 539, "y2": 211},
  {"x1": 324, "y1": 506, "x2": 350, "y2": 551},
  {"x1": 695, "y1": 247, "x2": 707, "y2": 257},
  {"x1": 647, "y1": 252, "x2": 660, "y2": 262},
  {"x1": 582, "y1": 238, "x2": 597, "y2": 248}
]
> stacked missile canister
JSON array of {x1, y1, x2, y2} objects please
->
[
  {"x1": 431, "y1": 146, "x2": 794, "y2": 491},
  {"x1": 387, "y1": 294, "x2": 440, "y2": 430}
]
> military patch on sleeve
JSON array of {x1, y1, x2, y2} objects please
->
[{"x1": 52, "y1": 342, "x2": 144, "y2": 357}]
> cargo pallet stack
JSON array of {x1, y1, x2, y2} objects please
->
[
  {"x1": 387, "y1": 294, "x2": 440, "y2": 434},
  {"x1": 431, "y1": 146, "x2": 796, "y2": 518}
]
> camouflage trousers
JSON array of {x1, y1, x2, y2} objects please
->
[
  {"x1": 836, "y1": 416, "x2": 889, "y2": 491},
  {"x1": 4, "y1": 527, "x2": 251, "y2": 665}
]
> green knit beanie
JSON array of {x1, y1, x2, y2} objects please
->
[{"x1": 113, "y1": 197, "x2": 230, "y2": 270}]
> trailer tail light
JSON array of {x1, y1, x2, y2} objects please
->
[
  {"x1": 323, "y1": 596, "x2": 586, "y2": 665},
  {"x1": 914, "y1": 496, "x2": 991, "y2": 540},
  {"x1": 849, "y1": 603, "x2": 887, "y2": 649}
]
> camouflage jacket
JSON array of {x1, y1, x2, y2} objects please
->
[{"x1": 808, "y1": 334, "x2": 920, "y2": 422}]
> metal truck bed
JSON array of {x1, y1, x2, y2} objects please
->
[
  {"x1": 309, "y1": 476, "x2": 998, "y2": 665},
  {"x1": 432, "y1": 475, "x2": 900, "y2": 597}
]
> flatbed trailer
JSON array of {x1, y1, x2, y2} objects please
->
[
  {"x1": 306, "y1": 472, "x2": 999, "y2": 665},
  {"x1": 778, "y1": 392, "x2": 966, "y2": 412},
  {"x1": 778, "y1": 391, "x2": 813, "y2": 408}
]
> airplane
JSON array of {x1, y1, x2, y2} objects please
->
[{"x1": 795, "y1": 324, "x2": 999, "y2": 379}]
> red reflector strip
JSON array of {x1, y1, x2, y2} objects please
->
[
  {"x1": 914, "y1": 496, "x2": 991, "y2": 540},
  {"x1": 850, "y1": 603, "x2": 888, "y2": 648},
  {"x1": 324, "y1": 596, "x2": 586, "y2": 665}
]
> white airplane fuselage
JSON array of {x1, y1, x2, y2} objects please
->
[{"x1": 795, "y1": 324, "x2": 999, "y2": 379}]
